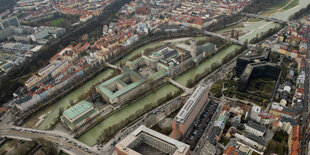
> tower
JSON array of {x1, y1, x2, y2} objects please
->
[{"x1": 190, "y1": 39, "x2": 197, "y2": 59}]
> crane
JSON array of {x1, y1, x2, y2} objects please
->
[{"x1": 171, "y1": 46, "x2": 184, "y2": 72}]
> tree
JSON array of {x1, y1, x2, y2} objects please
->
[
  {"x1": 58, "y1": 107, "x2": 64, "y2": 116},
  {"x1": 33, "y1": 138, "x2": 58, "y2": 155},
  {"x1": 186, "y1": 79, "x2": 194, "y2": 88},
  {"x1": 243, "y1": 39, "x2": 248, "y2": 49},
  {"x1": 211, "y1": 62, "x2": 220, "y2": 71},
  {"x1": 70, "y1": 100, "x2": 75, "y2": 106},
  {"x1": 231, "y1": 28, "x2": 235, "y2": 38}
]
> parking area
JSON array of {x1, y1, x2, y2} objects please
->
[{"x1": 183, "y1": 100, "x2": 219, "y2": 150}]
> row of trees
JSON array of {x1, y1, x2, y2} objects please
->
[
  {"x1": 204, "y1": 13, "x2": 243, "y2": 32},
  {"x1": 250, "y1": 25, "x2": 285, "y2": 44},
  {"x1": 186, "y1": 42, "x2": 247, "y2": 88},
  {"x1": 242, "y1": 0, "x2": 287, "y2": 14},
  {"x1": 0, "y1": 0, "x2": 132, "y2": 104},
  {"x1": 289, "y1": 4, "x2": 310, "y2": 20},
  {"x1": 11, "y1": 138, "x2": 58, "y2": 155}
]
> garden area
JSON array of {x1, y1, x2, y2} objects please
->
[
  {"x1": 273, "y1": 130, "x2": 289, "y2": 144},
  {"x1": 264, "y1": 130, "x2": 289, "y2": 155},
  {"x1": 50, "y1": 18, "x2": 66, "y2": 27},
  {"x1": 264, "y1": 139, "x2": 288, "y2": 155},
  {"x1": 247, "y1": 78, "x2": 275, "y2": 98}
]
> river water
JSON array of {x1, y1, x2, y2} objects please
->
[{"x1": 22, "y1": 0, "x2": 310, "y2": 146}]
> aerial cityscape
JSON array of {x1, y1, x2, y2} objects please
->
[{"x1": 0, "y1": 0, "x2": 310, "y2": 155}]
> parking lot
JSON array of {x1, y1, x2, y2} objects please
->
[{"x1": 183, "y1": 100, "x2": 219, "y2": 150}]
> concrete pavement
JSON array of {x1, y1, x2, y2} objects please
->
[{"x1": 0, "y1": 125, "x2": 99, "y2": 155}]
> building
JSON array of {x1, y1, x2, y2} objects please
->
[
  {"x1": 200, "y1": 142, "x2": 216, "y2": 155},
  {"x1": 208, "y1": 107, "x2": 230, "y2": 142},
  {"x1": 171, "y1": 83, "x2": 209, "y2": 138},
  {"x1": 289, "y1": 125, "x2": 301, "y2": 155},
  {"x1": 60, "y1": 100, "x2": 98, "y2": 131},
  {"x1": 238, "y1": 62, "x2": 281, "y2": 92},
  {"x1": 250, "y1": 105, "x2": 261, "y2": 121},
  {"x1": 235, "y1": 48, "x2": 281, "y2": 92},
  {"x1": 269, "y1": 102, "x2": 302, "y2": 119},
  {"x1": 234, "y1": 132, "x2": 266, "y2": 151},
  {"x1": 135, "y1": 6, "x2": 150, "y2": 15},
  {"x1": 244, "y1": 121, "x2": 266, "y2": 137},
  {"x1": 115, "y1": 125, "x2": 190, "y2": 155},
  {"x1": 96, "y1": 67, "x2": 149, "y2": 105},
  {"x1": 142, "y1": 42, "x2": 215, "y2": 77},
  {"x1": 276, "y1": 117, "x2": 298, "y2": 134},
  {"x1": 97, "y1": 42, "x2": 215, "y2": 105},
  {"x1": 223, "y1": 146, "x2": 245, "y2": 155},
  {"x1": 0, "y1": 17, "x2": 20, "y2": 30},
  {"x1": 80, "y1": 14, "x2": 93, "y2": 22}
]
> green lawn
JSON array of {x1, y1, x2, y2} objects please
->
[
  {"x1": 264, "y1": 140, "x2": 288, "y2": 155},
  {"x1": 247, "y1": 78, "x2": 275, "y2": 98},
  {"x1": 247, "y1": 18, "x2": 262, "y2": 22},
  {"x1": 283, "y1": 0, "x2": 299, "y2": 10},
  {"x1": 50, "y1": 18, "x2": 66, "y2": 27},
  {"x1": 273, "y1": 131, "x2": 289, "y2": 144},
  {"x1": 259, "y1": 0, "x2": 299, "y2": 17}
]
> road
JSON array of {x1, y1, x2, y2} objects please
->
[
  {"x1": 301, "y1": 25, "x2": 310, "y2": 155},
  {"x1": 196, "y1": 98, "x2": 226, "y2": 155},
  {"x1": 99, "y1": 95, "x2": 187, "y2": 154},
  {"x1": 168, "y1": 78, "x2": 193, "y2": 94},
  {"x1": 0, "y1": 125, "x2": 99, "y2": 155}
]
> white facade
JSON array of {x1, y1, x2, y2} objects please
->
[
  {"x1": 250, "y1": 105, "x2": 261, "y2": 121},
  {"x1": 244, "y1": 122, "x2": 265, "y2": 137},
  {"x1": 235, "y1": 133, "x2": 265, "y2": 150}
]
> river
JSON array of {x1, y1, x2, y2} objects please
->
[
  {"x1": 22, "y1": 0, "x2": 310, "y2": 146},
  {"x1": 23, "y1": 37, "x2": 209, "y2": 129},
  {"x1": 217, "y1": 0, "x2": 310, "y2": 42}
]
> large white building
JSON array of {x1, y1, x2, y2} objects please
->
[
  {"x1": 115, "y1": 125, "x2": 190, "y2": 155},
  {"x1": 250, "y1": 105, "x2": 261, "y2": 121},
  {"x1": 244, "y1": 121, "x2": 266, "y2": 137}
]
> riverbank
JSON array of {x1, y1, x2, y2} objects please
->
[
  {"x1": 0, "y1": 0, "x2": 132, "y2": 104},
  {"x1": 18, "y1": 0, "x2": 310, "y2": 148},
  {"x1": 21, "y1": 33, "x2": 209, "y2": 129}
]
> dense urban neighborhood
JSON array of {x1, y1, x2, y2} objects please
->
[{"x1": 1, "y1": 0, "x2": 310, "y2": 155}]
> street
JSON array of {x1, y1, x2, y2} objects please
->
[
  {"x1": 0, "y1": 125, "x2": 98, "y2": 155},
  {"x1": 301, "y1": 25, "x2": 310, "y2": 155}
]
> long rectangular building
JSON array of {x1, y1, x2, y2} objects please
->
[{"x1": 171, "y1": 83, "x2": 209, "y2": 137}]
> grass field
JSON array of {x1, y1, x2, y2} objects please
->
[
  {"x1": 283, "y1": 0, "x2": 299, "y2": 10},
  {"x1": 259, "y1": 0, "x2": 299, "y2": 17},
  {"x1": 50, "y1": 18, "x2": 66, "y2": 27},
  {"x1": 247, "y1": 18, "x2": 262, "y2": 22}
]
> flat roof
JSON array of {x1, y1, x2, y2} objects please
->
[
  {"x1": 117, "y1": 125, "x2": 190, "y2": 154},
  {"x1": 246, "y1": 121, "x2": 266, "y2": 133},
  {"x1": 96, "y1": 67, "x2": 147, "y2": 100},
  {"x1": 63, "y1": 100, "x2": 93, "y2": 120},
  {"x1": 174, "y1": 83, "x2": 208, "y2": 124}
]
